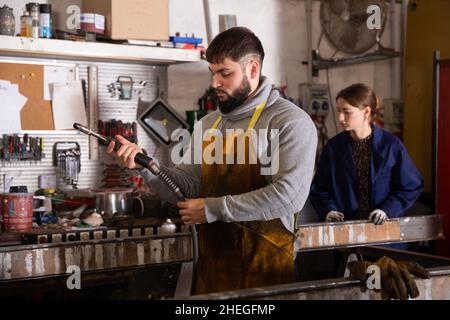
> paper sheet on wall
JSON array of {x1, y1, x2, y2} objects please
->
[
  {"x1": 43, "y1": 65, "x2": 75, "y2": 101},
  {"x1": 0, "y1": 80, "x2": 11, "y2": 88},
  {"x1": 52, "y1": 80, "x2": 87, "y2": 130},
  {"x1": 0, "y1": 80, "x2": 28, "y2": 133}
]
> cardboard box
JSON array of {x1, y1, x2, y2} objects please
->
[
  {"x1": 82, "y1": 0, "x2": 169, "y2": 40},
  {"x1": 80, "y1": 13, "x2": 105, "y2": 34}
]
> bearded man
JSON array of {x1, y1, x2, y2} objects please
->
[{"x1": 108, "y1": 27, "x2": 317, "y2": 294}]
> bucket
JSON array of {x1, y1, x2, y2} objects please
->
[{"x1": 1, "y1": 193, "x2": 34, "y2": 231}]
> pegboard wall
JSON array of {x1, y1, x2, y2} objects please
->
[{"x1": 0, "y1": 56, "x2": 173, "y2": 192}]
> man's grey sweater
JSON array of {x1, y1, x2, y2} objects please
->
[{"x1": 140, "y1": 77, "x2": 317, "y2": 233}]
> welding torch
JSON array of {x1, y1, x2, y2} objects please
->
[
  {"x1": 73, "y1": 123, "x2": 184, "y2": 200},
  {"x1": 74, "y1": 122, "x2": 199, "y2": 294}
]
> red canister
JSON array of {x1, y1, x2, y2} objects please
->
[{"x1": 1, "y1": 193, "x2": 34, "y2": 231}]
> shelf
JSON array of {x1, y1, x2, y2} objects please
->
[{"x1": 0, "y1": 35, "x2": 201, "y2": 65}]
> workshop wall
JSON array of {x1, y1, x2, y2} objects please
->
[
  {"x1": 403, "y1": 0, "x2": 450, "y2": 193},
  {"x1": 4, "y1": 0, "x2": 403, "y2": 140},
  {"x1": 1, "y1": 0, "x2": 404, "y2": 201},
  {"x1": 0, "y1": 57, "x2": 168, "y2": 192},
  {"x1": 168, "y1": 0, "x2": 403, "y2": 139}
]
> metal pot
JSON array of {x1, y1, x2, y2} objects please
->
[{"x1": 91, "y1": 188, "x2": 144, "y2": 218}]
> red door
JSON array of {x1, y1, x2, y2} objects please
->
[{"x1": 436, "y1": 57, "x2": 450, "y2": 257}]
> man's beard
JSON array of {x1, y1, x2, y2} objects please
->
[{"x1": 215, "y1": 76, "x2": 252, "y2": 114}]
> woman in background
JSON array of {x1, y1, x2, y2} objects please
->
[{"x1": 309, "y1": 83, "x2": 423, "y2": 225}]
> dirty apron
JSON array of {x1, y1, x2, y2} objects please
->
[{"x1": 195, "y1": 101, "x2": 295, "y2": 294}]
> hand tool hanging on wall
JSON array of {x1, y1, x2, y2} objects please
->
[
  {"x1": 0, "y1": 134, "x2": 45, "y2": 161},
  {"x1": 106, "y1": 76, "x2": 151, "y2": 100},
  {"x1": 53, "y1": 142, "x2": 81, "y2": 189},
  {"x1": 101, "y1": 164, "x2": 133, "y2": 188},
  {"x1": 98, "y1": 120, "x2": 138, "y2": 143}
]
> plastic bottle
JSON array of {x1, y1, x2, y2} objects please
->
[
  {"x1": 20, "y1": 10, "x2": 32, "y2": 37},
  {"x1": 39, "y1": 4, "x2": 51, "y2": 39},
  {"x1": 27, "y1": 3, "x2": 39, "y2": 39}
]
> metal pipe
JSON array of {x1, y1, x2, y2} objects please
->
[
  {"x1": 306, "y1": 0, "x2": 313, "y2": 84},
  {"x1": 295, "y1": 215, "x2": 443, "y2": 251},
  {"x1": 401, "y1": 0, "x2": 408, "y2": 101},
  {"x1": 88, "y1": 66, "x2": 99, "y2": 161},
  {"x1": 432, "y1": 51, "x2": 440, "y2": 213},
  {"x1": 203, "y1": 0, "x2": 213, "y2": 45},
  {"x1": 390, "y1": 0, "x2": 397, "y2": 98}
]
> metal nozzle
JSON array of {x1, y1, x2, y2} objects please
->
[{"x1": 73, "y1": 123, "x2": 108, "y2": 143}]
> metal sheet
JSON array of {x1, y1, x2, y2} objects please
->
[
  {"x1": 0, "y1": 234, "x2": 192, "y2": 281},
  {"x1": 400, "y1": 215, "x2": 445, "y2": 241},
  {"x1": 296, "y1": 219, "x2": 401, "y2": 250},
  {"x1": 355, "y1": 246, "x2": 450, "y2": 268},
  {"x1": 185, "y1": 267, "x2": 450, "y2": 300},
  {"x1": 296, "y1": 215, "x2": 443, "y2": 251}
]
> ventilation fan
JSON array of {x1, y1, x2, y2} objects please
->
[{"x1": 320, "y1": 0, "x2": 388, "y2": 54}]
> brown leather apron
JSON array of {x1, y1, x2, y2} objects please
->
[{"x1": 195, "y1": 101, "x2": 295, "y2": 294}]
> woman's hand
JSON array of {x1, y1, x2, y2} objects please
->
[
  {"x1": 368, "y1": 209, "x2": 387, "y2": 225},
  {"x1": 325, "y1": 211, "x2": 345, "y2": 222}
]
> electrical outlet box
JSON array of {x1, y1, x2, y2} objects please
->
[{"x1": 299, "y1": 83, "x2": 331, "y2": 117}]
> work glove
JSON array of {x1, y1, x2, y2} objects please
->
[
  {"x1": 325, "y1": 211, "x2": 345, "y2": 222},
  {"x1": 347, "y1": 256, "x2": 431, "y2": 300},
  {"x1": 368, "y1": 209, "x2": 387, "y2": 225}
]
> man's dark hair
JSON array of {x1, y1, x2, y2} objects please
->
[{"x1": 205, "y1": 27, "x2": 265, "y2": 69}]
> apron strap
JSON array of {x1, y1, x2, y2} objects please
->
[
  {"x1": 247, "y1": 100, "x2": 267, "y2": 130},
  {"x1": 210, "y1": 100, "x2": 268, "y2": 132},
  {"x1": 211, "y1": 116, "x2": 222, "y2": 131}
]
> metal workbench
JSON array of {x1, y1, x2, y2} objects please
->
[
  {"x1": 184, "y1": 214, "x2": 450, "y2": 300},
  {"x1": 0, "y1": 214, "x2": 446, "y2": 299},
  {"x1": 0, "y1": 218, "x2": 194, "y2": 299}
]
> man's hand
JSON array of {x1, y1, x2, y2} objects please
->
[
  {"x1": 177, "y1": 199, "x2": 207, "y2": 225},
  {"x1": 347, "y1": 256, "x2": 431, "y2": 300},
  {"x1": 369, "y1": 209, "x2": 387, "y2": 225},
  {"x1": 107, "y1": 135, "x2": 143, "y2": 169},
  {"x1": 326, "y1": 211, "x2": 345, "y2": 222}
]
